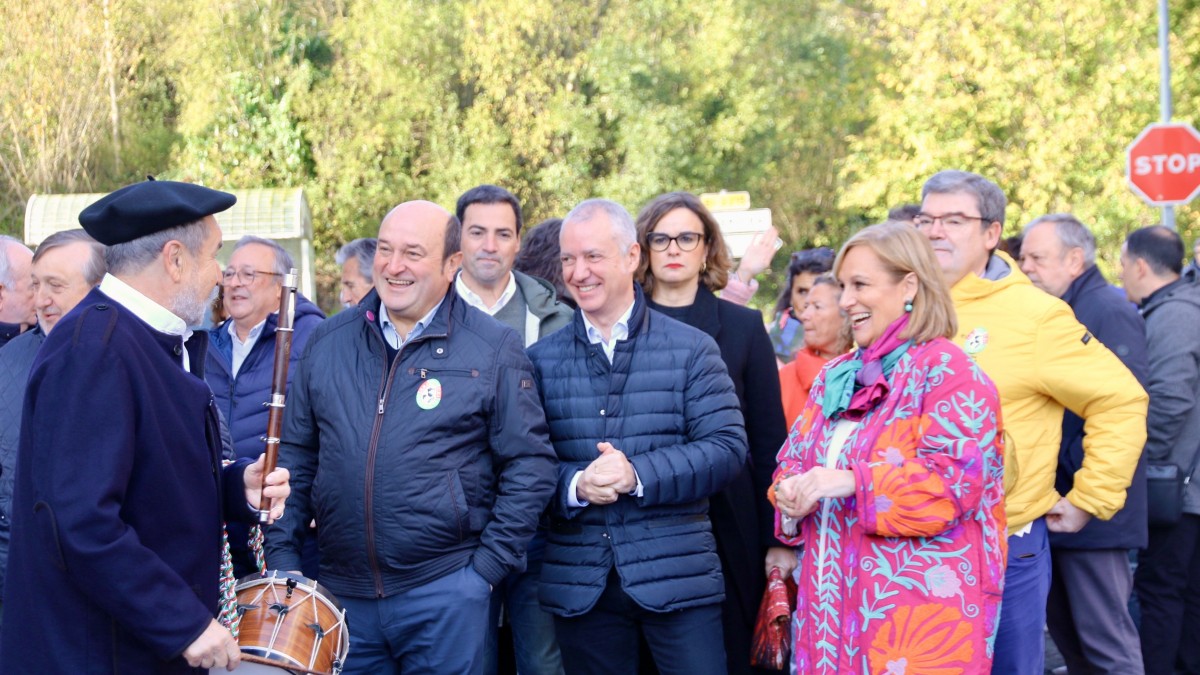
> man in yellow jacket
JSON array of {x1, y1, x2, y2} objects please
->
[{"x1": 916, "y1": 170, "x2": 1148, "y2": 675}]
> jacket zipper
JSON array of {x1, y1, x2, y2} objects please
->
[{"x1": 363, "y1": 327, "x2": 444, "y2": 597}]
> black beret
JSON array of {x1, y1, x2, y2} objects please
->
[{"x1": 78, "y1": 178, "x2": 237, "y2": 246}]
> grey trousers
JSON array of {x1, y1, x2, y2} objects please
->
[{"x1": 1047, "y1": 547, "x2": 1144, "y2": 675}]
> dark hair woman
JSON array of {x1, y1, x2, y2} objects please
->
[
  {"x1": 634, "y1": 191, "x2": 788, "y2": 675},
  {"x1": 769, "y1": 247, "x2": 835, "y2": 365}
]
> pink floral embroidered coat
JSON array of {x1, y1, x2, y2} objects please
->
[{"x1": 774, "y1": 338, "x2": 1007, "y2": 674}]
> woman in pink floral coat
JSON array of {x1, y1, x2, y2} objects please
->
[{"x1": 771, "y1": 223, "x2": 1006, "y2": 674}]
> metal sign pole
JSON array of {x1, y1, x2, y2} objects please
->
[{"x1": 1160, "y1": 0, "x2": 1177, "y2": 229}]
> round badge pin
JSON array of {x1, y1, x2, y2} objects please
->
[
  {"x1": 964, "y1": 327, "x2": 989, "y2": 356},
  {"x1": 416, "y1": 378, "x2": 442, "y2": 410}
]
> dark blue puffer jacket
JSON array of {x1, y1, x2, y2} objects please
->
[
  {"x1": 206, "y1": 295, "x2": 325, "y2": 459},
  {"x1": 527, "y1": 288, "x2": 748, "y2": 616}
]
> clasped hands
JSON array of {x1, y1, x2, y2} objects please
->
[
  {"x1": 576, "y1": 442, "x2": 636, "y2": 505},
  {"x1": 773, "y1": 467, "x2": 856, "y2": 520}
]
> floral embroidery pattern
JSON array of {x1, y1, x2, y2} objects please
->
[{"x1": 775, "y1": 339, "x2": 1006, "y2": 675}]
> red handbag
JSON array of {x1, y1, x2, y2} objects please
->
[{"x1": 750, "y1": 566, "x2": 798, "y2": 670}]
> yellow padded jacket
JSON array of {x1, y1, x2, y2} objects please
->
[{"x1": 951, "y1": 252, "x2": 1148, "y2": 533}]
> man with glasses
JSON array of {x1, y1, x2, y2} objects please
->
[
  {"x1": 205, "y1": 235, "x2": 324, "y2": 577},
  {"x1": 916, "y1": 170, "x2": 1147, "y2": 674}
]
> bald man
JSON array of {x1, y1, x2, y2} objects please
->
[{"x1": 266, "y1": 201, "x2": 557, "y2": 674}]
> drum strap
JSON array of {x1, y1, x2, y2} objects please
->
[
  {"x1": 218, "y1": 524, "x2": 242, "y2": 638},
  {"x1": 217, "y1": 460, "x2": 269, "y2": 640}
]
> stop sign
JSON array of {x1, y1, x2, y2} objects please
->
[{"x1": 1127, "y1": 123, "x2": 1200, "y2": 206}]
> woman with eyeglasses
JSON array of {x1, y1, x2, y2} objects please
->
[
  {"x1": 779, "y1": 273, "x2": 853, "y2": 428},
  {"x1": 769, "y1": 248, "x2": 835, "y2": 366},
  {"x1": 634, "y1": 191, "x2": 789, "y2": 675}
]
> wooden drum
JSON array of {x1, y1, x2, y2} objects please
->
[{"x1": 232, "y1": 571, "x2": 349, "y2": 675}]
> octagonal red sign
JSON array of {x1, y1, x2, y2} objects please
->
[{"x1": 1127, "y1": 123, "x2": 1200, "y2": 206}]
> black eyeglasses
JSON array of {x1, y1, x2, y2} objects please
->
[
  {"x1": 913, "y1": 213, "x2": 990, "y2": 230},
  {"x1": 222, "y1": 268, "x2": 282, "y2": 285},
  {"x1": 646, "y1": 232, "x2": 705, "y2": 252}
]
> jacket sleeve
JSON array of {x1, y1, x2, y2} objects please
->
[
  {"x1": 21, "y1": 347, "x2": 214, "y2": 661},
  {"x1": 472, "y1": 332, "x2": 558, "y2": 587},
  {"x1": 1143, "y1": 301, "x2": 1200, "y2": 463},
  {"x1": 629, "y1": 336, "x2": 748, "y2": 507},
  {"x1": 264, "y1": 335, "x2": 321, "y2": 573},
  {"x1": 852, "y1": 350, "x2": 1004, "y2": 538},
  {"x1": 1035, "y1": 302, "x2": 1148, "y2": 519},
  {"x1": 741, "y1": 321, "x2": 790, "y2": 546}
]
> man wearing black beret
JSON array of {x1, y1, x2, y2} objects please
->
[{"x1": 0, "y1": 178, "x2": 292, "y2": 673}]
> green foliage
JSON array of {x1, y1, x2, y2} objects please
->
[{"x1": 2, "y1": 0, "x2": 1198, "y2": 305}]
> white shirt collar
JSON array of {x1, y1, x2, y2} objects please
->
[
  {"x1": 228, "y1": 317, "x2": 268, "y2": 344},
  {"x1": 455, "y1": 271, "x2": 517, "y2": 315},
  {"x1": 228, "y1": 317, "x2": 268, "y2": 378},
  {"x1": 380, "y1": 296, "x2": 445, "y2": 350},
  {"x1": 582, "y1": 298, "x2": 636, "y2": 363},
  {"x1": 99, "y1": 273, "x2": 194, "y2": 371}
]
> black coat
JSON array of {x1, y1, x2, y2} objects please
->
[
  {"x1": 647, "y1": 286, "x2": 788, "y2": 626},
  {"x1": 528, "y1": 287, "x2": 748, "y2": 616},
  {"x1": 0, "y1": 288, "x2": 255, "y2": 673},
  {"x1": 265, "y1": 287, "x2": 557, "y2": 598},
  {"x1": 1050, "y1": 265, "x2": 1150, "y2": 550}
]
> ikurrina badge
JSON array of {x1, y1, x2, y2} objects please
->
[
  {"x1": 416, "y1": 378, "x2": 443, "y2": 410},
  {"x1": 964, "y1": 327, "x2": 989, "y2": 357}
]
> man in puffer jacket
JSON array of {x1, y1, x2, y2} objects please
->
[
  {"x1": 266, "y1": 200, "x2": 557, "y2": 674},
  {"x1": 205, "y1": 235, "x2": 324, "y2": 577},
  {"x1": 527, "y1": 199, "x2": 747, "y2": 675}
]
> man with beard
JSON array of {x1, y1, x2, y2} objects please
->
[{"x1": 0, "y1": 179, "x2": 291, "y2": 673}]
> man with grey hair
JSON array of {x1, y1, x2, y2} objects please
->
[
  {"x1": 0, "y1": 229, "x2": 106, "y2": 629},
  {"x1": 205, "y1": 235, "x2": 324, "y2": 577},
  {"x1": 0, "y1": 179, "x2": 291, "y2": 673},
  {"x1": 917, "y1": 171, "x2": 1147, "y2": 674},
  {"x1": 336, "y1": 237, "x2": 376, "y2": 307},
  {"x1": 526, "y1": 198, "x2": 747, "y2": 673},
  {"x1": 0, "y1": 235, "x2": 35, "y2": 349},
  {"x1": 1020, "y1": 213, "x2": 1148, "y2": 674}
]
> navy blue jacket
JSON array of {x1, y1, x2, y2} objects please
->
[
  {"x1": 527, "y1": 288, "x2": 748, "y2": 616},
  {"x1": 648, "y1": 286, "x2": 787, "y2": 625},
  {"x1": 205, "y1": 295, "x2": 324, "y2": 459},
  {"x1": 0, "y1": 325, "x2": 43, "y2": 597},
  {"x1": 0, "y1": 288, "x2": 255, "y2": 673},
  {"x1": 1051, "y1": 265, "x2": 1149, "y2": 550},
  {"x1": 0, "y1": 321, "x2": 21, "y2": 350},
  {"x1": 264, "y1": 287, "x2": 557, "y2": 599}
]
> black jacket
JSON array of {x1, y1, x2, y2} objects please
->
[
  {"x1": 1051, "y1": 265, "x2": 1149, "y2": 549},
  {"x1": 528, "y1": 287, "x2": 748, "y2": 616},
  {"x1": 265, "y1": 287, "x2": 557, "y2": 599}
]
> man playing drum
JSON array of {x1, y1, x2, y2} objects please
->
[{"x1": 0, "y1": 179, "x2": 291, "y2": 673}]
